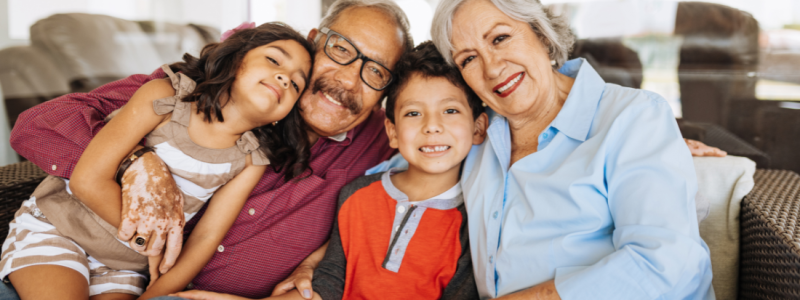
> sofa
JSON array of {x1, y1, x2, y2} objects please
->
[
  {"x1": 2, "y1": 4, "x2": 800, "y2": 299},
  {"x1": 0, "y1": 13, "x2": 220, "y2": 128},
  {"x1": 674, "y1": 2, "x2": 800, "y2": 175},
  {"x1": 0, "y1": 129, "x2": 796, "y2": 300},
  {"x1": 569, "y1": 2, "x2": 800, "y2": 176}
]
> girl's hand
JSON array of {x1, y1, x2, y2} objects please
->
[
  {"x1": 147, "y1": 252, "x2": 164, "y2": 289},
  {"x1": 170, "y1": 290, "x2": 248, "y2": 300}
]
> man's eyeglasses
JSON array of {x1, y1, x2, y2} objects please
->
[{"x1": 319, "y1": 27, "x2": 394, "y2": 91}]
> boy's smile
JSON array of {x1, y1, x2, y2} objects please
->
[
  {"x1": 385, "y1": 74, "x2": 487, "y2": 177},
  {"x1": 419, "y1": 145, "x2": 450, "y2": 155}
]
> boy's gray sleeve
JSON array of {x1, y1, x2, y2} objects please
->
[
  {"x1": 441, "y1": 204, "x2": 479, "y2": 300},
  {"x1": 312, "y1": 173, "x2": 383, "y2": 300}
]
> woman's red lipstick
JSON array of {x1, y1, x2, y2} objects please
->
[{"x1": 493, "y1": 72, "x2": 525, "y2": 98}]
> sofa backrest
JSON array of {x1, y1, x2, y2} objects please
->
[
  {"x1": 0, "y1": 46, "x2": 69, "y2": 127},
  {"x1": 570, "y1": 38, "x2": 643, "y2": 89},
  {"x1": 675, "y1": 1, "x2": 760, "y2": 127},
  {"x1": 137, "y1": 21, "x2": 221, "y2": 65},
  {"x1": 30, "y1": 13, "x2": 165, "y2": 92},
  {"x1": 27, "y1": 13, "x2": 219, "y2": 93}
]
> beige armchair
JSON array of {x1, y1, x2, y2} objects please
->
[{"x1": 0, "y1": 13, "x2": 220, "y2": 127}]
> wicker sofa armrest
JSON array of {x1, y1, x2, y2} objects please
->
[
  {"x1": 740, "y1": 169, "x2": 800, "y2": 298},
  {"x1": 0, "y1": 161, "x2": 48, "y2": 238}
]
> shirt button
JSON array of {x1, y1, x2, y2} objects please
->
[
  {"x1": 51, "y1": 165, "x2": 57, "y2": 171},
  {"x1": 397, "y1": 206, "x2": 406, "y2": 214},
  {"x1": 248, "y1": 208, "x2": 255, "y2": 215},
  {"x1": 217, "y1": 245, "x2": 224, "y2": 252},
  {"x1": 489, "y1": 255, "x2": 494, "y2": 264},
  {"x1": 493, "y1": 211, "x2": 498, "y2": 219}
]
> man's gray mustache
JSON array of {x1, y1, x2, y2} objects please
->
[{"x1": 311, "y1": 78, "x2": 362, "y2": 115}]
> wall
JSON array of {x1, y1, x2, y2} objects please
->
[{"x1": 0, "y1": 0, "x2": 29, "y2": 49}]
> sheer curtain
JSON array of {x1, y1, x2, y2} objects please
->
[{"x1": 0, "y1": 83, "x2": 20, "y2": 166}]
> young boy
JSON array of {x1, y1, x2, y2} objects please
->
[{"x1": 308, "y1": 41, "x2": 487, "y2": 300}]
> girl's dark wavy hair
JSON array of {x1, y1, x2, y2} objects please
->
[{"x1": 168, "y1": 23, "x2": 314, "y2": 181}]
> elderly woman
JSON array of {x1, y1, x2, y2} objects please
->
[{"x1": 430, "y1": 0, "x2": 715, "y2": 299}]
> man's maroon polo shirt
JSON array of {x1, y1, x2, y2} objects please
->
[{"x1": 10, "y1": 67, "x2": 395, "y2": 298}]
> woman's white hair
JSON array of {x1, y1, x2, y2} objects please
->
[
  {"x1": 431, "y1": 0, "x2": 574, "y2": 68},
  {"x1": 319, "y1": 0, "x2": 414, "y2": 52}
]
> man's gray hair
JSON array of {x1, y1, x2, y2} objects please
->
[
  {"x1": 431, "y1": 0, "x2": 574, "y2": 68},
  {"x1": 319, "y1": 0, "x2": 414, "y2": 52}
]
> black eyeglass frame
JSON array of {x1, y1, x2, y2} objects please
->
[{"x1": 319, "y1": 27, "x2": 394, "y2": 91}]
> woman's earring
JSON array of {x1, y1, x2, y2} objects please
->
[{"x1": 550, "y1": 60, "x2": 556, "y2": 66}]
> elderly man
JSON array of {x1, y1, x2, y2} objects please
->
[{"x1": 6, "y1": 0, "x2": 410, "y2": 299}]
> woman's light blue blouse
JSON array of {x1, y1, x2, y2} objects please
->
[
  {"x1": 462, "y1": 58, "x2": 713, "y2": 299},
  {"x1": 367, "y1": 58, "x2": 714, "y2": 300}
]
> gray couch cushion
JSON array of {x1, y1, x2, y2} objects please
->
[{"x1": 29, "y1": 13, "x2": 163, "y2": 87}]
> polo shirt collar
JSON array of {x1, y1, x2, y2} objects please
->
[
  {"x1": 549, "y1": 58, "x2": 606, "y2": 142},
  {"x1": 381, "y1": 168, "x2": 463, "y2": 210},
  {"x1": 328, "y1": 132, "x2": 348, "y2": 142}
]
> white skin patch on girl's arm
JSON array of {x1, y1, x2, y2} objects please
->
[{"x1": 118, "y1": 152, "x2": 185, "y2": 275}]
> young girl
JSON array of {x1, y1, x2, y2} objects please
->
[{"x1": 0, "y1": 23, "x2": 314, "y2": 300}]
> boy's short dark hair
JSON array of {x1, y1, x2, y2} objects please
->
[{"x1": 385, "y1": 41, "x2": 484, "y2": 123}]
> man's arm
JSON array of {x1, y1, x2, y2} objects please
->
[
  {"x1": 11, "y1": 68, "x2": 187, "y2": 269},
  {"x1": 10, "y1": 70, "x2": 164, "y2": 178}
]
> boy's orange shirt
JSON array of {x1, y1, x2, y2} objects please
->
[
  {"x1": 311, "y1": 172, "x2": 477, "y2": 299},
  {"x1": 341, "y1": 180, "x2": 461, "y2": 299}
]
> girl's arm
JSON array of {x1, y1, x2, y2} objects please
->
[
  {"x1": 69, "y1": 78, "x2": 174, "y2": 227},
  {"x1": 138, "y1": 156, "x2": 267, "y2": 299}
]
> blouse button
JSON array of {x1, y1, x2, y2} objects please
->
[
  {"x1": 397, "y1": 206, "x2": 406, "y2": 214},
  {"x1": 51, "y1": 165, "x2": 57, "y2": 171},
  {"x1": 248, "y1": 208, "x2": 255, "y2": 215},
  {"x1": 489, "y1": 255, "x2": 494, "y2": 264},
  {"x1": 493, "y1": 211, "x2": 499, "y2": 219},
  {"x1": 217, "y1": 245, "x2": 225, "y2": 252}
]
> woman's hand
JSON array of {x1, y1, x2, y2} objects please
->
[
  {"x1": 118, "y1": 152, "x2": 186, "y2": 274},
  {"x1": 684, "y1": 138, "x2": 727, "y2": 157},
  {"x1": 170, "y1": 290, "x2": 250, "y2": 300},
  {"x1": 494, "y1": 280, "x2": 561, "y2": 300},
  {"x1": 271, "y1": 241, "x2": 329, "y2": 299}
]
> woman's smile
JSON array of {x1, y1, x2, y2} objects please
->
[{"x1": 494, "y1": 72, "x2": 525, "y2": 97}]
